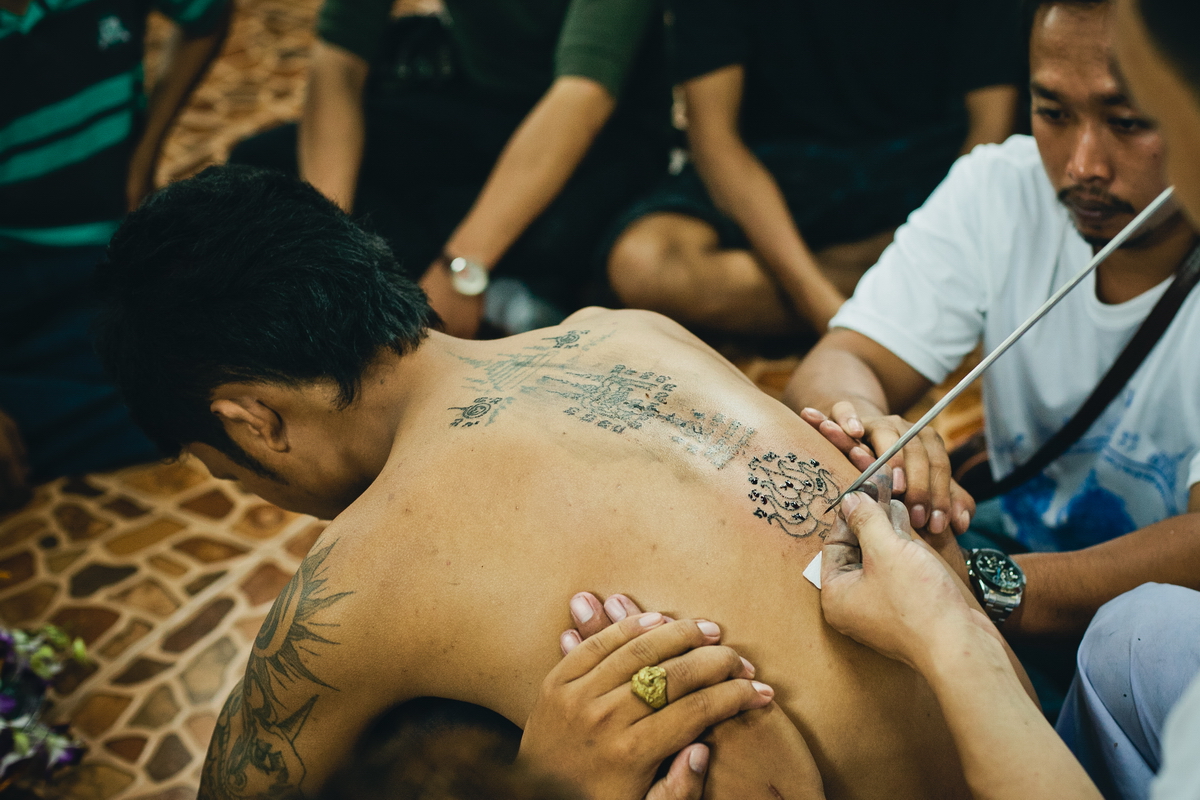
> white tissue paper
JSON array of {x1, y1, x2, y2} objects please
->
[{"x1": 803, "y1": 551, "x2": 822, "y2": 589}]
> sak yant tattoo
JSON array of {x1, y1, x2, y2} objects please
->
[
  {"x1": 545, "y1": 364, "x2": 675, "y2": 434},
  {"x1": 199, "y1": 541, "x2": 351, "y2": 800},
  {"x1": 746, "y1": 452, "x2": 841, "y2": 539},
  {"x1": 448, "y1": 396, "x2": 512, "y2": 428},
  {"x1": 543, "y1": 329, "x2": 589, "y2": 349},
  {"x1": 658, "y1": 410, "x2": 757, "y2": 469}
]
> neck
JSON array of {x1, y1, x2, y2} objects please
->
[
  {"x1": 332, "y1": 333, "x2": 453, "y2": 486},
  {"x1": 1094, "y1": 212, "x2": 1198, "y2": 304}
]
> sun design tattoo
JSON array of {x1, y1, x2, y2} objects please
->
[{"x1": 746, "y1": 452, "x2": 841, "y2": 539}]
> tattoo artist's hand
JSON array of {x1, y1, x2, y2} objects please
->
[
  {"x1": 0, "y1": 409, "x2": 31, "y2": 514},
  {"x1": 419, "y1": 261, "x2": 485, "y2": 339},
  {"x1": 820, "y1": 493, "x2": 997, "y2": 673},
  {"x1": 521, "y1": 609, "x2": 775, "y2": 800},
  {"x1": 798, "y1": 402, "x2": 975, "y2": 536}
]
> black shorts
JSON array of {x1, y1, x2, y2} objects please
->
[{"x1": 604, "y1": 122, "x2": 965, "y2": 257}]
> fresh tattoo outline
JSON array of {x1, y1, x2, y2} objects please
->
[{"x1": 746, "y1": 452, "x2": 841, "y2": 539}]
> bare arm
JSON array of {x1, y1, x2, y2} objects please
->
[
  {"x1": 443, "y1": 75, "x2": 615, "y2": 267},
  {"x1": 685, "y1": 65, "x2": 844, "y2": 332},
  {"x1": 959, "y1": 84, "x2": 1019, "y2": 156},
  {"x1": 1006, "y1": 487, "x2": 1200, "y2": 638},
  {"x1": 822, "y1": 494, "x2": 1098, "y2": 800},
  {"x1": 298, "y1": 40, "x2": 369, "y2": 212},
  {"x1": 420, "y1": 75, "x2": 617, "y2": 338},
  {"x1": 127, "y1": 4, "x2": 231, "y2": 209}
]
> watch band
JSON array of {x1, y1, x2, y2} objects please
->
[{"x1": 965, "y1": 548, "x2": 1024, "y2": 626}]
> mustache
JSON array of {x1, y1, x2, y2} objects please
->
[{"x1": 1057, "y1": 186, "x2": 1136, "y2": 217}]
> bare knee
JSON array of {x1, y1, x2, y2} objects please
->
[{"x1": 606, "y1": 214, "x2": 713, "y2": 312}]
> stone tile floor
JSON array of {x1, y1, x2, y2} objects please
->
[{"x1": 1, "y1": 2, "x2": 984, "y2": 796}]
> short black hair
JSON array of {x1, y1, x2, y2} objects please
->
[
  {"x1": 95, "y1": 165, "x2": 435, "y2": 474},
  {"x1": 1138, "y1": 0, "x2": 1200, "y2": 101},
  {"x1": 1022, "y1": 0, "x2": 1108, "y2": 44}
]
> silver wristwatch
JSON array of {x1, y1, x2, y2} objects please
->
[
  {"x1": 965, "y1": 548, "x2": 1025, "y2": 625},
  {"x1": 447, "y1": 256, "x2": 489, "y2": 296}
]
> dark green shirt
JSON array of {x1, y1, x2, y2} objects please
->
[{"x1": 317, "y1": 0, "x2": 657, "y2": 103}]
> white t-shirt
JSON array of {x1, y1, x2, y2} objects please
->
[
  {"x1": 831, "y1": 135, "x2": 1200, "y2": 552},
  {"x1": 1153, "y1": 670, "x2": 1200, "y2": 799}
]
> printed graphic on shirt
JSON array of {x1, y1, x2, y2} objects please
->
[{"x1": 98, "y1": 15, "x2": 132, "y2": 50}]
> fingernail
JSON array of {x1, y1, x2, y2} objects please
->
[
  {"x1": 740, "y1": 657, "x2": 756, "y2": 677},
  {"x1": 850, "y1": 446, "x2": 869, "y2": 461},
  {"x1": 638, "y1": 612, "x2": 663, "y2": 628},
  {"x1": 752, "y1": 681, "x2": 774, "y2": 698},
  {"x1": 802, "y1": 407, "x2": 819, "y2": 417},
  {"x1": 569, "y1": 594, "x2": 594, "y2": 624},
  {"x1": 689, "y1": 745, "x2": 709, "y2": 774},
  {"x1": 560, "y1": 630, "x2": 580, "y2": 654},
  {"x1": 930, "y1": 509, "x2": 947, "y2": 534},
  {"x1": 893, "y1": 467, "x2": 906, "y2": 492},
  {"x1": 605, "y1": 596, "x2": 628, "y2": 621},
  {"x1": 911, "y1": 504, "x2": 928, "y2": 528},
  {"x1": 959, "y1": 510, "x2": 972, "y2": 531},
  {"x1": 697, "y1": 620, "x2": 720, "y2": 637},
  {"x1": 841, "y1": 492, "x2": 863, "y2": 515}
]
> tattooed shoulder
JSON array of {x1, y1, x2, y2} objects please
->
[{"x1": 199, "y1": 541, "x2": 352, "y2": 800}]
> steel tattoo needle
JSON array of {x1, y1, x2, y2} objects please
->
[{"x1": 824, "y1": 185, "x2": 1178, "y2": 515}]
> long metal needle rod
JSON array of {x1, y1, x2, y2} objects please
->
[{"x1": 824, "y1": 185, "x2": 1178, "y2": 514}]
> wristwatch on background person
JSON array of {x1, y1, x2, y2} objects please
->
[
  {"x1": 442, "y1": 254, "x2": 489, "y2": 297},
  {"x1": 965, "y1": 548, "x2": 1025, "y2": 625}
]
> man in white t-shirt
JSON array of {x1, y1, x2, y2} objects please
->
[{"x1": 785, "y1": 0, "x2": 1200, "y2": 645}]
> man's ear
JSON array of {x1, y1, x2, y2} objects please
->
[{"x1": 210, "y1": 394, "x2": 289, "y2": 454}]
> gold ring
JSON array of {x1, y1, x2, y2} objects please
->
[{"x1": 631, "y1": 665, "x2": 668, "y2": 710}]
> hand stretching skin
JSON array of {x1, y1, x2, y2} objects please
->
[
  {"x1": 519, "y1": 610, "x2": 776, "y2": 800},
  {"x1": 0, "y1": 409, "x2": 31, "y2": 514},
  {"x1": 797, "y1": 402, "x2": 976, "y2": 537},
  {"x1": 819, "y1": 493, "x2": 1099, "y2": 800}
]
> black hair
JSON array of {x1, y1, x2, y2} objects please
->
[
  {"x1": 1021, "y1": 0, "x2": 1108, "y2": 47},
  {"x1": 1138, "y1": 0, "x2": 1200, "y2": 101},
  {"x1": 95, "y1": 165, "x2": 436, "y2": 475}
]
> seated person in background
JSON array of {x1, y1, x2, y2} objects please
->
[
  {"x1": 604, "y1": 0, "x2": 1020, "y2": 336},
  {"x1": 0, "y1": 0, "x2": 230, "y2": 510},
  {"x1": 95, "y1": 165, "x2": 1034, "y2": 800},
  {"x1": 785, "y1": 0, "x2": 1200, "y2": 702},
  {"x1": 230, "y1": 0, "x2": 670, "y2": 338}
]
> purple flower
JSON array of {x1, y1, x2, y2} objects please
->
[{"x1": 0, "y1": 693, "x2": 16, "y2": 717}]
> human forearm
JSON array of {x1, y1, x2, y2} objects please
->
[
  {"x1": 691, "y1": 137, "x2": 844, "y2": 330},
  {"x1": 444, "y1": 76, "x2": 615, "y2": 267},
  {"x1": 298, "y1": 41, "x2": 369, "y2": 211},
  {"x1": 783, "y1": 334, "x2": 892, "y2": 418},
  {"x1": 1008, "y1": 512, "x2": 1200, "y2": 638},
  {"x1": 128, "y1": 6, "x2": 230, "y2": 208},
  {"x1": 921, "y1": 629, "x2": 1100, "y2": 800},
  {"x1": 960, "y1": 85, "x2": 1018, "y2": 156}
]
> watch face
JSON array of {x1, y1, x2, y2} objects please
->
[
  {"x1": 973, "y1": 550, "x2": 1023, "y2": 593},
  {"x1": 449, "y1": 257, "x2": 488, "y2": 296}
]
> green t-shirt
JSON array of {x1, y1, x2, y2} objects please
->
[{"x1": 317, "y1": 0, "x2": 657, "y2": 103}]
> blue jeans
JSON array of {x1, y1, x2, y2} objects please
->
[{"x1": 0, "y1": 246, "x2": 157, "y2": 481}]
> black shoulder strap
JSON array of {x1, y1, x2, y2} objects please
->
[{"x1": 992, "y1": 242, "x2": 1200, "y2": 497}]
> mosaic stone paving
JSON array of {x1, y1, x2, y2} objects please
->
[{"x1": 0, "y1": 456, "x2": 324, "y2": 799}]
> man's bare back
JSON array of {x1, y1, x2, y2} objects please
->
[{"x1": 198, "y1": 308, "x2": 973, "y2": 800}]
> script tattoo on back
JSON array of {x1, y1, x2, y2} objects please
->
[
  {"x1": 199, "y1": 541, "x2": 351, "y2": 800},
  {"x1": 448, "y1": 329, "x2": 759, "y2": 467},
  {"x1": 745, "y1": 452, "x2": 841, "y2": 539}
]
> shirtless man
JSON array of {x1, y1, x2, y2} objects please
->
[{"x1": 94, "y1": 165, "x2": 1029, "y2": 799}]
